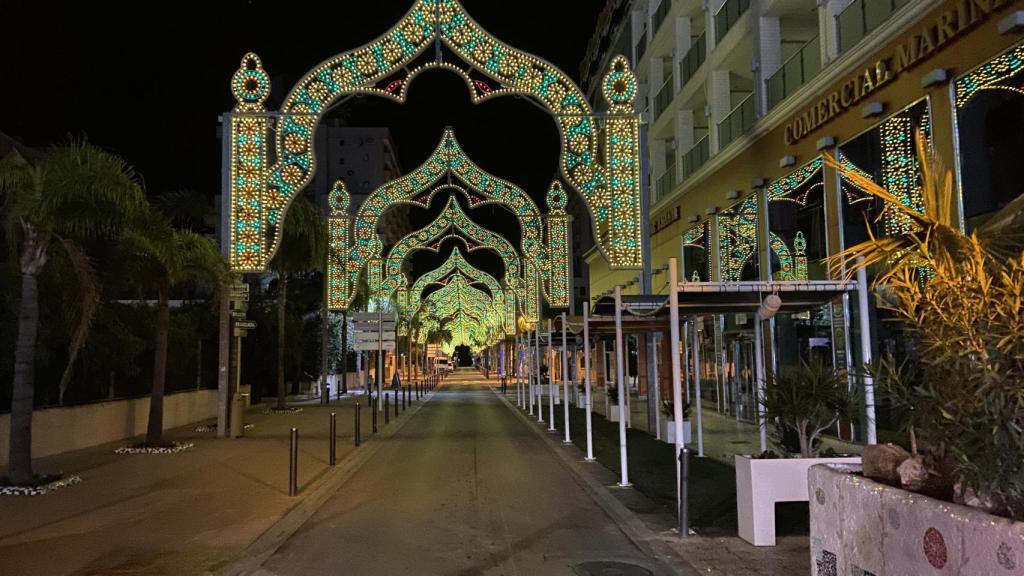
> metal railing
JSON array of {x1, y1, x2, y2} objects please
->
[
  {"x1": 656, "y1": 160, "x2": 678, "y2": 203},
  {"x1": 766, "y1": 35, "x2": 821, "y2": 109},
  {"x1": 652, "y1": 0, "x2": 673, "y2": 38},
  {"x1": 679, "y1": 32, "x2": 706, "y2": 89},
  {"x1": 654, "y1": 71, "x2": 675, "y2": 119},
  {"x1": 714, "y1": 0, "x2": 750, "y2": 43},
  {"x1": 837, "y1": 0, "x2": 911, "y2": 54},
  {"x1": 717, "y1": 93, "x2": 756, "y2": 149},
  {"x1": 681, "y1": 136, "x2": 710, "y2": 180}
]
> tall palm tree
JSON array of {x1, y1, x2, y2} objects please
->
[
  {"x1": 0, "y1": 140, "x2": 144, "y2": 483},
  {"x1": 118, "y1": 204, "x2": 226, "y2": 445},
  {"x1": 270, "y1": 196, "x2": 326, "y2": 409}
]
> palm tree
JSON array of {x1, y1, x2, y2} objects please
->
[
  {"x1": 0, "y1": 139, "x2": 144, "y2": 484},
  {"x1": 118, "y1": 204, "x2": 226, "y2": 445},
  {"x1": 270, "y1": 196, "x2": 326, "y2": 409}
]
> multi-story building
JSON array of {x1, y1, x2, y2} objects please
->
[{"x1": 581, "y1": 0, "x2": 1024, "y2": 444}]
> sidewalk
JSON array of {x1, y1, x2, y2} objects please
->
[{"x1": 0, "y1": 389, "x2": 411, "y2": 576}]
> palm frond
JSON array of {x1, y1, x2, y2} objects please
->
[{"x1": 52, "y1": 235, "x2": 102, "y2": 399}]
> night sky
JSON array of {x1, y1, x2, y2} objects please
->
[{"x1": 3, "y1": 0, "x2": 604, "y2": 284}]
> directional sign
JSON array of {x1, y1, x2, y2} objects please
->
[
  {"x1": 230, "y1": 310, "x2": 247, "y2": 319},
  {"x1": 351, "y1": 312, "x2": 397, "y2": 323},
  {"x1": 353, "y1": 321, "x2": 396, "y2": 333},
  {"x1": 230, "y1": 283, "x2": 249, "y2": 302},
  {"x1": 355, "y1": 332, "x2": 395, "y2": 343},
  {"x1": 235, "y1": 320, "x2": 257, "y2": 330},
  {"x1": 354, "y1": 340, "x2": 396, "y2": 351}
]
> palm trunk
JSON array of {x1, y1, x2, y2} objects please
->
[
  {"x1": 9, "y1": 272, "x2": 41, "y2": 484},
  {"x1": 276, "y1": 274, "x2": 288, "y2": 409},
  {"x1": 798, "y1": 420, "x2": 812, "y2": 458},
  {"x1": 146, "y1": 287, "x2": 170, "y2": 445}
]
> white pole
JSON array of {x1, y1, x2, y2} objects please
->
[
  {"x1": 583, "y1": 304, "x2": 595, "y2": 461},
  {"x1": 668, "y1": 259, "x2": 685, "y2": 501},
  {"x1": 692, "y1": 318, "x2": 705, "y2": 457},
  {"x1": 754, "y1": 314, "x2": 768, "y2": 452},
  {"x1": 562, "y1": 312, "x2": 571, "y2": 444},
  {"x1": 857, "y1": 259, "x2": 877, "y2": 444},
  {"x1": 517, "y1": 335, "x2": 523, "y2": 407},
  {"x1": 547, "y1": 318, "x2": 556, "y2": 432},
  {"x1": 614, "y1": 286, "x2": 630, "y2": 486},
  {"x1": 536, "y1": 321, "x2": 543, "y2": 422},
  {"x1": 377, "y1": 308, "x2": 383, "y2": 411}
]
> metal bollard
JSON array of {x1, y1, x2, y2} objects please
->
[
  {"x1": 395, "y1": 390, "x2": 400, "y2": 417},
  {"x1": 385, "y1": 394, "x2": 390, "y2": 425},
  {"x1": 372, "y1": 397, "x2": 378, "y2": 433},
  {"x1": 329, "y1": 413, "x2": 337, "y2": 466},
  {"x1": 404, "y1": 387, "x2": 408, "y2": 409},
  {"x1": 289, "y1": 428, "x2": 299, "y2": 497},
  {"x1": 355, "y1": 403, "x2": 361, "y2": 447},
  {"x1": 679, "y1": 446, "x2": 690, "y2": 537}
]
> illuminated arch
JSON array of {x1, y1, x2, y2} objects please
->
[
  {"x1": 227, "y1": 0, "x2": 642, "y2": 275},
  {"x1": 407, "y1": 247, "x2": 516, "y2": 335}
]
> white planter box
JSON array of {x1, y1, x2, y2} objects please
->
[
  {"x1": 659, "y1": 420, "x2": 692, "y2": 444},
  {"x1": 809, "y1": 464, "x2": 1024, "y2": 575},
  {"x1": 735, "y1": 454, "x2": 861, "y2": 547},
  {"x1": 607, "y1": 404, "x2": 622, "y2": 422}
]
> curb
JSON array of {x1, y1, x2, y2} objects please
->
[
  {"x1": 490, "y1": 386, "x2": 700, "y2": 576},
  {"x1": 218, "y1": 389, "x2": 438, "y2": 576}
]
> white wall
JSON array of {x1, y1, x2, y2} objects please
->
[{"x1": 0, "y1": 389, "x2": 218, "y2": 467}]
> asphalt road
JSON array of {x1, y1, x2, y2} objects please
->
[{"x1": 255, "y1": 368, "x2": 665, "y2": 575}]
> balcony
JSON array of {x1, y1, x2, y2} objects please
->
[
  {"x1": 766, "y1": 35, "x2": 821, "y2": 109},
  {"x1": 717, "y1": 93, "x2": 756, "y2": 150},
  {"x1": 837, "y1": 0, "x2": 911, "y2": 54},
  {"x1": 636, "y1": 29, "x2": 649, "y2": 62},
  {"x1": 654, "y1": 71, "x2": 675, "y2": 120},
  {"x1": 714, "y1": 0, "x2": 750, "y2": 43},
  {"x1": 681, "y1": 136, "x2": 710, "y2": 180},
  {"x1": 652, "y1": 0, "x2": 673, "y2": 38},
  {"x1": 678, "y1": 32, "x2": 706, "y2": 90},
  {"x1": 655, "y1": 160, "x2": 678, "y2": 203}
]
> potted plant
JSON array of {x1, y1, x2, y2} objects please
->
[
  {"x1": 605, "y1": 385, "x2": 622, "y2": 422},
  {"x1": 806, "y1": 134, "x2": 1024, "y2": 574},
  {"x1": 659, "y1": 399, "x2": 691, "y2": 444},
  {"x1": 735, "y1": 359, "x2": 861, "y2": 547}
]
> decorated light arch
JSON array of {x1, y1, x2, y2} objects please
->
[
  {"x1": 417, "y1": 273, "x2": 505, "y2": 353},
  {"x1": 226, "y1": 0, "x2": 643, "y2": 291}
]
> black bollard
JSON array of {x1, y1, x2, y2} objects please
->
[
  {"x1": 289, "y1": 428, "x2": 299, "y2": 497},
  {"x1": 395, "y1": 390, "x2": 399, "y2": 417},
  {"x1": 355, "y1": 403, "x2": 361, "y2": 447},
  {"x1": 679, "y1": 446, "x2": 690, "y2": 537},
  {"x1": 385, "y1": 394, "x2": 390, "y2": 425},
  {"x1": 329, "y1": 412, "x2": 337, "y2": 466},
  {"x1": 372, "y1": 397, "x2": 378, "y2": 433}
]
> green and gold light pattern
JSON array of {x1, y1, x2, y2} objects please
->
[
  {"x1": 228, "y1": 53, "x2": 272, "y2": 271},
  {"x1": 380, "y1": 195, "x2": 521, "y2": 298},
  {"x1": 955, "y1": 41, "x2": 1024, "y2": 109},
  {"x1": 879, "y1": 114, "x2": 925, "y2": 237},
  {"x1": 837, "y1": 152, "x2": 875, "y2": 205},
  {"x1": 766, "y1": 158, "x2": 823, "y2": 202},
  {"x1": 770, "y1": 234, "x2": 795, "y2": 281},
  {"x1": 327, "y1": 181, "x2": 352, "y2": 310},
  {"x1": 229, "y1": 0, "x2": 642, "y2": 272},
  {"x1": 794, "y1": 231, "x2": 808, "y2": 282},
  {"x1": 545, "y1": 181, "x2": 570, "y2": 308},
  {"x1": 719, "y1": 197, "x2": 758, "y2": 281}
]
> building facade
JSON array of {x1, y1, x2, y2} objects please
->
[{"x1": 581, "y1": 0, "x2": 1024, "y2": 442}]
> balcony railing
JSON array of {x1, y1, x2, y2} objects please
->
[
  {"x1": 652, "y1": 0, "x2": 673, "y2": 38},
  {"x1": 837, "y1": 0, "x2": 911, "y2": 54},
  {"x1": 678, "y1": 32, "x2": 706, "y2": 89},
  {"x1": 717, "y1": 93, "x2": 756, "y2": 150},
  {"x1": 654, "y1": 72, "x2": 675, "y2": 119},
  {"x1": 714, "y1": 0, "x2": 750, "y2": 43},
  {"x1": 766, "y1": 35, "x2": 822, "y2": 109},
  {"x1": 656, "y1": 160, "x2": 678, "y2": 203},
  {"x1": 636, "y1": 29, "x2": 649, "y2": 62},
  {"x1": 681, "y1": 136, "x2": 710, "y2": 180}
]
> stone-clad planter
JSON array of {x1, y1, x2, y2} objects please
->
[{"x1": 809, "y1": 464, "x2": 1024, "y2": 575}]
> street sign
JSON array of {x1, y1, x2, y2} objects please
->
[
  {"x1": 230, "y1": 310, "x2": 247, "y2": 319},
  {"x1": 354, "y1": 340, "x2": 395, "y2": 351},
  {"x1": 355, "y1": 332, "x2": 395, "y2": 343},
  {"x1": 353, "y1": 321, "x2": 396, "y2": 333},
  {"x1": 235, "y1": 320, "x2": 257, "y2": 330},
  {"x1": 351, "y1": 312, "x2": 397, "y2": 323},
  {"x1": 230, "y1": 283, "x2": 249, "y2": 302}
]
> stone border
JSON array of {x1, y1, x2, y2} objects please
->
[
  {"x1": 261, "y1": 407, "x2": 304, "y2": 415},
  {"x1": 114, "y1": 441, "x2": 195, "y2": 455},
  {"x1": 0, "y1": 475, "x2": 82, "y2": 496},
  {"x1": 195, "y1": 424, "x2": 254, "y2": 433}
]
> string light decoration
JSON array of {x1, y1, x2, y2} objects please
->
[
  {"x1": 544, "y1": 181, "x2": 570, "y2": 308},
  {"x1": 837, "y1": 152, "x2": 875, "y2": 205},
  {"x1": 327, "y1": 181, "x2": 352, "y2": 310},
  {"x1": 229, "y1": 53, "x2": 272, "y2": 271},
  {"x1": 227, "y1": 0, "x2": 643, "y2": 274},
  {"x1": 379, "y1": 195, "x2": 522, "y2": 300},
  {"x1": 682, "y1": 222, "x2": 710, "y2": 282},
  {"x1": 764, "y1": 158, "x2": 824, "y2": 280},
  {"x1": 955, "y1": 42, "x2": 1024, "y2": 109},
  {"x1": 767, "y1": 158, "x2": 823, "y2": 203},
  {"x1": 770, "y1": 235, "x2": 796, "y2": 280},
  {"x1": 879, "y1": 113, "x2": 926, "y2": 237},
  {"x1": 794, "y1": 231, "x2": 808, "y2": 281},
  {"x1": 718, "y1": 197, "x2": 758, "y2": 281}
]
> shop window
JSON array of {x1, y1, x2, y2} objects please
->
[
  {"x1": 718, "y1": 196, "x2": 759, "y2": 281},
  {"x1": 954, "y1": 41, "x2": 1024, "y2": 230},
  {"x1": 767, "y1": 158, "x2": 827, "y2": 281},
  {"x1": 681, "y1": 221, "x2": 709, "y2": 281}
]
